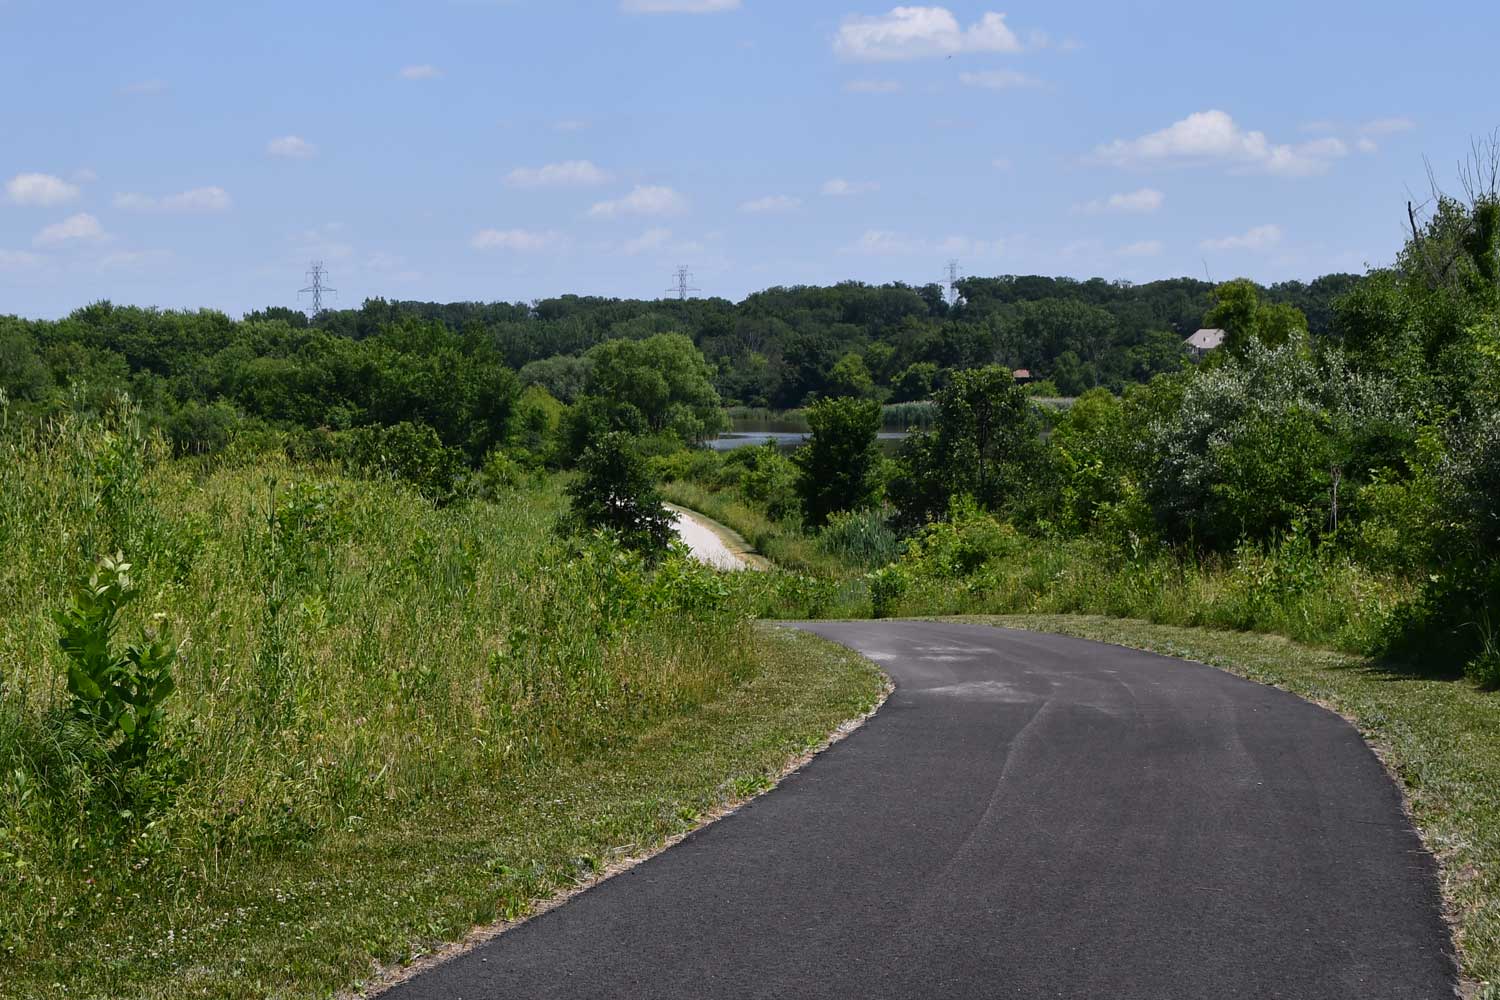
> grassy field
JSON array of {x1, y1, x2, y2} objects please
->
[
  {"x1": 959, "y1": 615, "x2": 1500, "y2": 997},
  {"x1": 0, "y1": 414, "x2": 885, "y2": 999}
]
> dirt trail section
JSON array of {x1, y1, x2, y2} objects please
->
[
  {"x1": 666, "y1": 503, "x2": 768, "y2": 571},
  {"x1": 383, "y1": 620, "x2": 1455, "y2": 1000}
]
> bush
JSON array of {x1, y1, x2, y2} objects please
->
[
  {"x1": 867, "y1": 564, "x2": 909, "y2": 619},
  {"x1": 566, "y1": 432, "x2": 675, "y2": 558},
  {"x1": 341, "y1": 421, "x2": 465, "y2": 504},
  {"x1": 904, "y1": 497, "x2": 1022, "y2": 578},
  {"x1": 794, "y1": 397, "x2": 883, "y2": 527}
]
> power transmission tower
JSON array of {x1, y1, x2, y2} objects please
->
[
  {"x1": 944, "y1": 259, "x2": 963, "y2": 306},
  {"x1": 666, "y1": 265, "x2": 700, "y2": 301},
  {"x1": 299, "y1": 261, "x2": 336, "y2": 316}
]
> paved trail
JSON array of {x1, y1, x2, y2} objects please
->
[{"x1": 387, "y1": 621, "x2": 1456, "y2": 999}]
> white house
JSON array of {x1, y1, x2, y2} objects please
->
[{"x1": 1185, "y1": 328, "x2": 1227, "y2": 360}]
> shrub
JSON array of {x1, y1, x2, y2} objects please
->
[
  {"x1": 867, "y1": 564, "x2": 909, "y2": 619},
  {"x1": 904, "y1": 496, "x2": 1022, "y2": 578},
  {"x1": 341, "y1": 421, "x2": 465, "y2": 504},
  {"x1": 794, "y1": 397, "x2": 883, "y2": 527},
  {"x1": 566, "y1": 432, "x2": 675, "y2": 558}
]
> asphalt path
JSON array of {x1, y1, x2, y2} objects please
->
[{"x1": 387, "y1": 621, "x2": 1456, "y2": 999}]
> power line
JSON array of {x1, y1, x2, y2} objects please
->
[
  {"x1": 944, "y1": 259, "x2": 963, "y2": 306},
  {"x1": 666, "y1": 265, "x2": 700, "y2": 301},
  {"x1": 298, "y1": 261, "x2": 336, "y2": 316}
]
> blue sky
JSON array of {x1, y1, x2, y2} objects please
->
[{"x1": 1, "y1": 0, "x2": 1494, "y2": 318}]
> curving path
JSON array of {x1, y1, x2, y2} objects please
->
[{"x1": 386, "y1": 621, "x2": 1456, "y2": 999}]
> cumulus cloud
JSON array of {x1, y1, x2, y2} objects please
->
[
  {"x1": 834, "y1": 7, "x2": 1024, "y2": 61},
  {"x1": 267, "y1": 135, "x2": 317, "y2": 159},
  {"x1": 959, "y1": 69, "x2": 1040, "y2": 90},
  {"x1": 6, "y1": 173, "x2": 80, "y2": 206},
  {"x1": 621, "y1": 0, "x2": 739, "y2": 11},
  {"x1": 822, "y1": 178, "x2": 879, "y2": 197},
  {"x1": 588, "y1": 185, "x2": 688, "y2": 218},
  {"x1": 740, "y1": 194, "x2": 801, "y2": 214},
  {"x1": 505, "y1": 160, "x2": 611, "y2": 188},
  {"x1": 113, "y1": 186, "x2": 232, "y2": 213},
  {"x1": 34, "y1": 213, "x2": 108, "y2": 247},
  {"x1": 1073, "y1": 187, "x2": 1164, "y2": 215},
  {"x1": 1093, "y1": 110, "x2": 1347, "y2": 176},
  {"x1": 471, "y1": 228, "x2": 565, "y2": 252},
  {"x1": 398, "y1": 64, "x2": 441, "y2": 80},
  {"x1": 1201, "y1": 224, "x2": 1282, "y2": 251},
  {"x1": 843, "y1": 79, "x2": 903, "y2": 95},
  {"x1": 1117, "y1": 240, "x2": 1163, "y2": 257}
]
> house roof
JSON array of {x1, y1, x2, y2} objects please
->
[
  {"x1": 1012, "y1": 368, "x2": 1032, "y2": 379},
  {"x1": 1185, "y1": 328, "x2": 1227, "y2": 350}
]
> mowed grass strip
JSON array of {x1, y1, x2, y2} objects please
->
[
  {"x1": 4, "y1": 625, "x2": 882, "y2": 1000},
  {"x1": 957, "y1": 614, "x2": 1500, "y2": 997}
]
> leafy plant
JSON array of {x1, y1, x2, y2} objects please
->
[
  {"x1": 867, "y1": 564, "x2": 909, "y2": 619},
  {"x1": 54, "y1": 553, "x2": 177, "y2": 769}
]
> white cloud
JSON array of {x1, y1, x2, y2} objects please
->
[
  {"x1": 843, "y1": 79, "x2": 903, "y2": 95},
  {"x1": 822, "y1": 178, "x2": 879, "y2": 197},
  {"x1": 834, "y1": 7, "x2": 1023, "y2": 62},
  {"x1": 959, "y1": 69, "x2": 1040, "y2": 90},
  {"x1": 844, "y1": 229, "x2": 998, "y2": 256},
  {"x1": 740, "y1": 194, "x2": 801, "y2": 214},
  {"x1": 34, "y1": 213, "x2": 108, "y2": 247},
  {"x1": 588, "y1": 185, "x2": 688, "y2": 218},
  {"x1": 505, "y1": 160, "x2": 611, "y2": 188},
  {"x1": 471, "y1": 228, "x2": 564, "y2": 252},
  {"x1": 113, "y1": 186, "x2": 232, "y2": 214},
  {"x1": 1201, "y1": 224, "x2": 1283, "y2": 251},
  {"x1": 1093, "y1": 110, "x2": 1348, "y2": 176},
  {"x1": 1074, "y1": 187, "x2": 1164, "y2": 215},
  {"x1": 1117, "y1": 240, "x2": 1163, "y2": 257},
  {"x1": 623, "y1": 227, "x2": 674, "y2": 254},
  {"x1": 398, "y1": 64, "x2": 441, "y2": 80},
  {"x1": 552, "y1": 119, "x2": 590, "y2": 132},
  {"x1": 267, "y1": 135, "x2": 318, "y2": 159},
  {"x1": 6, "y1": 173, "x2": 80, "y2": 206},
  {"x1": 0, "y1": 249, "x2": 44, "y2": 271},
  {"x1": 72, "y1": 168, "x2": 99, "y2": 184},
  {"x1": 1357, "y1": 137, "x2": 1379, "y2": 155},
  {"x1": 621, "y1": 0, "x2": 739, "y2": 11}
]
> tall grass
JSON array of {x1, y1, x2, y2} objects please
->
[{"x1": 0, "y1": 408, "x2": 764, "y2": 979}]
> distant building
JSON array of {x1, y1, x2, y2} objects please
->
[
  {"x1": 1012, "y1": 368, "x2": 1033, "y2": 383},
  {"x1": 1185, "y1": 328, "x2": 1227, "y2": 359}
]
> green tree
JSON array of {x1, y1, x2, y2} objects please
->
[
  {"x1": 794, "y1": 397, "x2": 883, "y2": 527},
  {"x1": 1205, "y1": 279, "x2": 1310, "y2": 357},
  {"x1": 891, "y1": 366, "x2": 1042, "y2": 527},
  {"x1": 566, "y1": 431, "x2": 675, "y2": 557},
  {"x1": 584, "y1": 334, "x2": 725, "y2": 442},
  {"x1": 827, "y1": 351, "x2": 877, "y2": 398}
]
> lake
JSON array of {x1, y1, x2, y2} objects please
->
[{"x1": 709, "y1": 417, "x2": 909, "y2": 452}]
